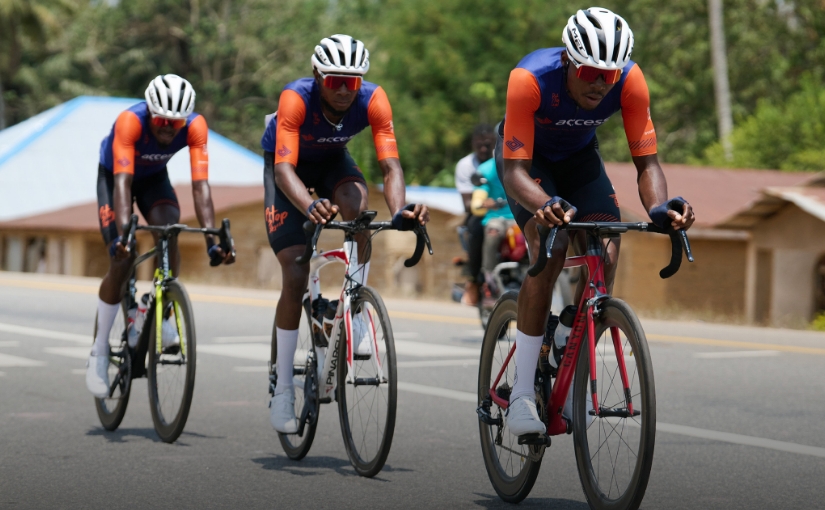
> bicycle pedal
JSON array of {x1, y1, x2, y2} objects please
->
[{"x1": 517, "y1": 433, "x2": 551, "y2": 446}]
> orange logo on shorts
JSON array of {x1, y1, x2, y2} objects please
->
[
  {"x1": 265, "y1": 206, "x2": 288, "y2": 233},
  {"x1": 609, "y1": 194, "x2": 620, "y2": 208},
  {"x1": 99, "y1": 205, "x2": 115, "y2": 228}
]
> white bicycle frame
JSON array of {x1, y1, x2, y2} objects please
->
[{"x1": 303, "y1": 238, "x2": 383, "y2": 401}]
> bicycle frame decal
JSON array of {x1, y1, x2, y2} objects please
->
[
  {"x1": 306, "y1": 242, "x2": 385, "y2": 400},
  {"x1": 487, "y1": 236, "x2": 634, "y2": 437}
]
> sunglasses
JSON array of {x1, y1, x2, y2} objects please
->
[
  {"x1": 569, "y1": 59, "x2": 622, "y2": 85},
  {"x1": 150, "y1": 115, "x2": 187, "y2": 129},
  {"x1": 318, "y1": 71, "x2": 362, "y2": 91}
]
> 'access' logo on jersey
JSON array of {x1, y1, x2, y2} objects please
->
[
  {"x1": 140, "y1": 153, "x2": 173, "y2": 162},
  {"x1": 99, "y1": 205, "x2": 116, "y2": 228},
  {"x1": 317, "y1": 135, "x2": 355, "y2": 143},
  {"x1": 276, "y1": 145, "x2": 292, "y2": 158},
  {"x1": 554, "y1": 118, "x2": 607, "y2": 127},
  {"x1": 505, "y1": 136, "x2": 525, "y2": 152},
  {"x1": 265, "y1": 206, "x2": 289, "y2": 234}
]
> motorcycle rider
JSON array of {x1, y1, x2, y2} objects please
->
[{"x1": 454, "y1": 124, "x2": 496, "y2": 305}]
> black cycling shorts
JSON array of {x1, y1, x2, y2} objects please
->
[
  {"x1": 263, "y1": 150, "x2": 367, "y2": 254},
  {"x1": 96, "y1": 165, "x2": 180, "y2": 245},
  {"x1": 494, "y1": 123, "x2": 620, "y2": 231}
]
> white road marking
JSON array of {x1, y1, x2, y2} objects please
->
[
  {"x1": 397, "y1": 381, "x2": 477, "y2": 403},
  {"x1": 0, "y1": 341, "x2": 20, "y2": 347},
  {"x1": 44, "y1": 347, "x2": 91, "y2": 360},
  {"x1": 397, "y1": 359, "x2": 478, "y2": 368},
  {"x1": 0, "y1": 322, "x2": 88, "y2": 344},
  {"x1": 694, "y1": 350, "x2": 781, "y2": 359},
  {"x1": 199, "y1": 343, "x2": 270, "y2": 361},
  {"x1": 0, "y1": 353, "x2": 46, "y2": 367},
  {"x1": 233, "y1": 366, "x2": 269, "y2": 372},
  {"x1": 212, "y1": 335, "x2": 271, "y2": 343},
  {"x1": 400, "y1": 382, "x2": 825, "y2": 459}
]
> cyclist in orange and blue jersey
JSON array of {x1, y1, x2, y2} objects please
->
[
  {"x1": 262, "y1": 35, "x2": 429, "y2": 434},
  {"x1": 497, "y1": 8, "x2": 695, "y2": 436},
  {"x1": 86, "y1": 74, "x2": 235, "y2": 398}
]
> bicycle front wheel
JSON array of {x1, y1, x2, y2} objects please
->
[
  {"x1": 93, "y1": 303, "x2": 132, "y2": 431},
  {"x1": 336, "y1": 286, "x2": 397, "y2": 478},
  {"x1": 477, "y1": 291, "x2": 542, "y2": 503},
  {"x1": 147, "y1": 280, "x2": 196, "y2": 443},
  {"x1": 274, "y1": 297, "x2": 319, "y2": 460},
  {"x1": 572, "y1": 298, "x2": 656, "y2": 510}
]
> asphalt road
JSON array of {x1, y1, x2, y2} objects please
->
[{"x1": 0, "y1": 272, "x2": 824, "y2": 509}]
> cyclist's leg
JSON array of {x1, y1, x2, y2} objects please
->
[
  {"x1": 552, "y1": 138, "x2": 621, "y2": 298},
  {"x1": 481, "y1": 217, "x2": 508, "y2": 275},
  {"x1": 322, "y1": 150, "x2": 369, "y2": 285},
  {"x1": 134, "y1": 169, "x2": 181, "y2": 275},
  {"x1": 464, "y1": 214, "x2": 484, "y2": 304}
]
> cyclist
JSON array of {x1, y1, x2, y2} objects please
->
[
  {"x1": 86, "y1": 74, "x2": 235, "y2": 398},
  {"x1": 455, "y1": 124, "x2": 496, "y2": 305},
  {"x1": 262, "y1": 34, "x2": 429, "y2": 433},
  {"x1": 470, "y1": 156, "x2": 517, "y2": 307},
  {"x1": 497, "y1": 8, "x2": 695, "y2": 436}
]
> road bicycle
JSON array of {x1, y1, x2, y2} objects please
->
[
  {"x1": 93, "y1": 213, "x2": 235, "y2": 443},
  {"x1": 477, "y1": 215, "x2": 693, "y2": 509},
  {"x1": 269, "y1": 210, "x2": 431, "y2": 477}
]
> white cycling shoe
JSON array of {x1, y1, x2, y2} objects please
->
[
  {"x1": 161, "y1": 317, "x2": 181, "y2": 349},
  {"x1": 269, "y1": 388, "x2": 298, "y2": 434},
  {"x1": 506, "y1": 396, "x2": 546, "y2": 436},
  {"x1": 86, "y1": 354, "x2": 110, "y2": 398},
  {"x1": 351, "y1": 313, "x2": 373, "y2": 358}
]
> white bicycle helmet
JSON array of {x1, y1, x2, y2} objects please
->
[
  {"x1": 562, "y1": 7, "x2": 634, "y2": 70},
  {"x1": 311, "y1": 34, "x2": 370, "y2": 75},
  {"x1": 144, "y1": 74, "x2": 196, "y2": 119}
]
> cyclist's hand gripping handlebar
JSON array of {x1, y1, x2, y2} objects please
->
[
  {"x1": 209, "y1": 218, "x2": 236, "y2": 267},
  {"x1": 119, "y1": 214, "x2": 139, "y2": 255},
  {"x1": 403, "y1": 223, "x2": 433, "y2": 268},
  {"x1": 527, "y1": 198, "x2": 575, "y2": 277}
]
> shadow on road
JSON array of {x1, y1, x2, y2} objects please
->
[
  {"x1": 472, "y1": 492, "x2": 589, "y2": 509},
  {"x1": 86, "y1": 427, "x2": 224, "y2": 444},
  {"x1": 252, "y1": 455, "x2": 413, "y2": 480}
]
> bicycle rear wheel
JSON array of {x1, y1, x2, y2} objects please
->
[
  {"x1": 477, "y1": 292, "x2": 542, "y2": 503},
  {"x1": 572, "y1": 298, "x2": 656, "y2": 510},
  {"x1": 336, "y1": 286, "x2": 397, "y2": 478},
  {"x1": 147, "y1": 280, "x2": 196, "y2": 443},
  {"x1": 274, "y1": 297, "x2": 319, "y2": 460},
  {"x1": 93, "y1": 303, "x2": 132, "y2": 431}
]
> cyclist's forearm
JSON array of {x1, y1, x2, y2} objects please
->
[
  {"x1": 113, "y1": 173, "x2": 133, "y2": 237},
  {"x1": 274, "y1": 162, "x2": 314, "y2": 214},
  {"x1": 192, "y1": 180, "x2": 216, "y2": 230},
  {"x1": 633, "y1": 154, "x2": 668, "y2": 211},
  {"x1": 379, "y1": 158, "x2": 406, "y2": 215},
  {"x1": 502, "y1": 159, "x2": 548, "y2": 213}
]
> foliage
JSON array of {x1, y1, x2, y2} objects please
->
[
  {"x1": 2, "y1": 0, "x2": 825, "y2": 181},
  {"x1": 811, "y1": 311, "x2": 825, "y2": 331}
]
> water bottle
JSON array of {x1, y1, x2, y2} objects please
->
[
  {"x1": 311, "y1": 296, "x2": 329, "y2": 344},
  {"x1": 127, "y1": 306, "x2": 139, "y2": 348},
  {"x1": 134, "y1": 293, "x2": 149, "y2": 334},
  {"x1": 322, "y1": 299, "x2": 339, "y2": 346},
  {"x1": 549, "y1": 305, "x2": 577, "y2": 369}
]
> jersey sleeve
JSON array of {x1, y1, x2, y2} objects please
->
[
  {"x1": 503, "y1": 68, "x2": 541, "y2": 160},
  {"x1": 111, "y1": 111, "x2": 143, "y2": 175},
  {"x1": 620, "y1": 65, "x2": 657, "y2": 157},
  {"x1": 367, "y1": 86, "x2": 399, "y2": 161},
  {"x1": 186, "y1": 115, "x2": 209, "y2": 181},
  {"x1": 274, "y1": 89, "x2": 307, "y2": 166}
]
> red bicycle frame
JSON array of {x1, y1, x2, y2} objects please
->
[{"x1": 488, "y1": 234, "x2": 635, "y2": 436}]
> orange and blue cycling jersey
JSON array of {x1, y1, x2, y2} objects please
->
[
  {"x1": 99, "y1": 102, "x2": 209, "y2": 181},
  {"x1": 503, "y1": 47, "x2": 656, "y2": 162},
  {"x1": 260, "y1": 78, "x2": 398, "y2": 164}
]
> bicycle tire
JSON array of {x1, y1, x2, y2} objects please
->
[
  {"x1": 477, "y1": 291, "x2": 542, "y2": 503},
  {"x1": 93, "y1": 304, "x2": 132, "y2": 431},
  {"x1": 336, "y1": 286, "x2": 397, "y2": 477},
  {"x1": 572, "y1": 298, "x2": 656, "y2": 510},
  {"x1": 147, "y1": 280, "x2": 197, "y2": 443},
  {"x1": 275, "y1": 298, "x2": 319, "y2": 460}
]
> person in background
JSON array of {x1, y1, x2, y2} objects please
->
[{"x1": 454, "y1": 123, "x2": 495, "y2": 305}]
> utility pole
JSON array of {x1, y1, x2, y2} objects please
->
[{"x1": 709, "y1": 0, "x2": 734, "y2": 161}]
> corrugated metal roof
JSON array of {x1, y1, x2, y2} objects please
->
[{"x1": 0, "y1": 96, "x2": 263, "y2": 222}]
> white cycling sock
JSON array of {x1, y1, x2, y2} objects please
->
[
  {"x1": 92, "y1": 299, "x2": 121, "y2": 356},
  {"x1": 275, "y1": 327, "x2": 299, "y2": 395},
  {"x1": 510, "y1": 330, "x2": 544, "y2": 403},
  {"x1": 352, "y1": 261, "x2": 370, "y2": 287}
]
